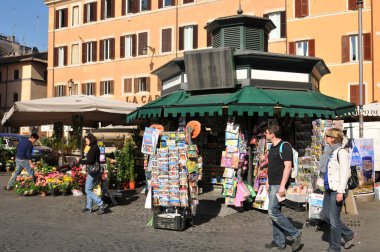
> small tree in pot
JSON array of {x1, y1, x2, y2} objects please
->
[{"x1": 115, "y1": 136, "x2": 136, "y2": 190}]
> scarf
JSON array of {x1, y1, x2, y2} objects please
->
[{"x1": 319, "y1": 143, "x2": 341, "y2": 175}]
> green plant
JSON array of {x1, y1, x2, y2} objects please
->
[{"x1": 115, "y1": 136, "x2": 136, "y2": 185}]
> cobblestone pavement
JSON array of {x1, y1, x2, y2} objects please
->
[{"x1": 0, "y1": 172, "x2": 379, "y2": 252}]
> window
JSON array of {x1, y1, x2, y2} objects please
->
[
  {"x1": 140, "y1": 0, "x2": 151, "y2": 12},
  {"x1": 14, "y1": 70, "x2": 19, "y2": 80},
  {"x1": 13, "y1": 93, "x2": 19, "y2": 102},
  {"x1": 179, "y1": 25, "x2": 198, "y2": 51},
  {"x1": 348, "y1": 0, "x2": 357, "y2": 10},
  {"x1": 72, "y1": 6, "x2": 80, "y2": 26},
  {"x1": 71, "y1": 83, "x2": 79, "y2": 95},
  {"x1": 100, "y1": 81, "x2": 114, "y2": 95},
  {"x1": 71, "y1": 44, "x2": 80, "y2": 64},
  {"x1": 82, "y1": 83, "x2": 96, "y2": 95},
  {"x1": 54, "y1": 46, "x2": 67, "y2": 66},
  {"x1": 350, "y1": 84, "x2": 366, "y2": 106},
  {"x1": 55, "y1": 85, "x2": 66, "y2": 97},
  {"x1": 100, "y1": 38, "x2": 115, "y2": 61},
  {"x1": 264, "y1": 12, "x2": 286, "y2": 40},
  {"x1": 123, "y1": 78, "x2": 132, "y2": 93},
  {"x1": 120, "y1": 35, "x2": 136, "y2": 58},
  {"x1": 138, "y1": 32, "x2": 148, "y2": 56},
  {"x1": 134, "y1": 77, "x2": 150, "y2": 92},
  {"x1": 295, "y1": 0, "x2": 308, "y2": 18},
  {"x1": 101, "y1": 0, "x2": 115, "y2": 20},
  {"x1": 82, "y1": 42, "x2": 97, "y2": 63},
  {"x1": 159, "y1": 0, "x2": 174, "y2": 8},
  {"x1": 84, "y1": 2, "x2": 97, "y2": 23},
  {"x1": 161, "y1": 28, "x2": 172, "y2": 53},
  {"x1": 122, "y1": 0, "x2": 133, "y2": 15},
  {"x1": 206, "y1": 31, "x2": 212, "y2": 47},
  {"x1": 341, "y1": 33, "x2": 372, "y2": 63},
  {"x1": 55, "y1": 8, "x2": 68, "y2": 29},
  {"x1": 289, "y1": 39, "x2": 315, "y2": 57},
  {"x1": 183, "y1": 0, "x2": 194, "y2": 3}
]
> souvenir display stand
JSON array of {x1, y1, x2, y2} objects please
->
[
  {"x1": 252, "y1": 139, "x2": 269, "y2": 210},
  {"x1": 143, "y1": 118, "x2": 202, "y2": 231}
]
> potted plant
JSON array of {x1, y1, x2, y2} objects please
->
[
  {"x1": 14, "y1": 176, "x2": 36, "y2": 196},
  {"x1": 59, "y1": 175, "x2": 72, "y2": 195},
  {"x1": 70, "y1": 166, "x2": 85, "y2": 196},
  {"x1": 115, "y1": 136, "x2": 136, "y2": 190},
  {"x1": 35, "y1": 172, "x2": 48, "y2": 196}
]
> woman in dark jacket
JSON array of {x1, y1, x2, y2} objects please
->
[{"x1": 80, "y1": 133, "x2": 107, "y2": 214}]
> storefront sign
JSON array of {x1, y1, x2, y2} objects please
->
[
  {"x1": 126, "y1": 95, "x2": 160, "y2": 104},
  {"x1": 348, "y1": 138, "x2": 374, "y2": 195}
]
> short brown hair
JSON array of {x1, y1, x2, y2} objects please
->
[
  {"x1": 30, "y1": 133, "x2": 39, "y2": 140},
  {"x1": 326, "y1": 128, "x2": 344, "y2": 144},
  {"x1": 266, "y1": 123, "x2": 282, "y2": 138}
]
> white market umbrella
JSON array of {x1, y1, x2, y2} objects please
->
[{"x1": 1, "y1": 95, "x2": 139, "y2": 127}]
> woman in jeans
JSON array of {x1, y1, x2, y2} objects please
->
[
  {"x1": 320, "y1": 128, "x2": 356, "y2": 252},
  {"x1": 79, "y1": 133, "x2": 108, "y2": 214}
]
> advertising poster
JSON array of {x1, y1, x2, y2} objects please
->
[
  {"x1": 348, "y1": 138, "x2": 374, "y2": 194},
  {"x1": 141, "y1": 127, "x2": 159, "y2": 155}
]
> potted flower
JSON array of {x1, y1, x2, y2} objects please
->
[
  {"x1": 46, "y1": 172, "x2": 64, "y2": 196},
  {"x1": 14, "y1": 176, "x2": 36, "y2": 196},
  {"x1": 35, "y1": 172, "x2": 48, "y2": 196},
  {"x1": 115, "y1": 137, "x2": 136, "y2": 190},
  {"x1": 60, "y1": 175, "x2": 72, "y2": 195},
  {"x1": 70, "y1": 166, "x2": 86, "y2": 196}
]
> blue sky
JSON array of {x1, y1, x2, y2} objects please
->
[{"x1": 0, "y1": 0, "x2": 48, "y2": 51}]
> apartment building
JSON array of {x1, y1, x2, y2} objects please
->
[{"x1": 44, "y1": 0, "x2": 378, "y2": 105}]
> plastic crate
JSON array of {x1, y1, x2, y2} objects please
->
[
  {"x1": 154, "y1": 213, "x2": 187, "y2": 231},
  {"x1": 284, "y1": 199, "x2": 307, "y2": 212}
]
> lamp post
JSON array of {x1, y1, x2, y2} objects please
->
[
  {"x1": 358, "y1": 0, "x2": 364, "y2": 138},
  {"x1": 68, "y1": 79, "x2": 74, "y2": 96}
]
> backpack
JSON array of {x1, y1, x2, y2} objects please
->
[
  {"x1": 279, "y1": 142, "x2": 299, "y2": 179},
  {"x1": 336, "y1": 148, "x2": 359, "y2": 190}
]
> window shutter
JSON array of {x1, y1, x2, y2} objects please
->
[
  {"x1": 363, "y1": 33, "x2": 372, "y2": 61},
  {"x1": 122, "y1": 0, "x2": 126, "y2": 15},
  {"x1": 162, "y1": 28, "x2": 171, "y2": 52},
  {"x1": 101, "y1": 0, "x2": 105, "y2": 20},
  {"x1": 100, "y1": 40, "x2": 104, "y2": 61},
  {"x1": 82, "y1": 83, "x2": 86, "y2": 94},
  {"x1": 82, "y1": 43, "x2": 86, "y2": 63},
  {"x1": 146, "y1": 77, "x2": 150, "y2": 92},
  {"x1": 157, "y1": 79, "x2": 162, "y2": 91},
  {"x1": 63, "y1": 85, "x2": 67, "y2": 96},
  {"x1": 350, "y1": 85, "x2": 365, "y2": 106},
  {"x1": 111, "y1": 0, "x2": 115, "y2": 17},
  {"x1": 132, "y1": 34, "x2": 137, "y2": 56},
  {"x1": 55, "y1": 10, "x2": 59, "y2": 29},
  {"x1": 138, "y1": 32, "x2": 147, "y2": 55},
  {"x1": 183, "y1": 0, "x2": 194, "y2": 3},
  {"x1": 124, "y1": 79, "x2": 132, "y2": 93},
  {"x1": 288, "y1": 42, "x2": 295, "y2": 55},
  {"x1": 120, "y1": 36, "x2": 125, "y2": 58},
  {"x1": 54, "y1": 48, "x2": 58, "y2": 67},
  {"x1": 134, "y1": 78, "x2": 139, "y2": 93},
  {"x1": 341, "y1": 35, "x2": 350, "y2": 63},
  {"x1": 63, "y1": 9, "x2": 68, "y2": 27},
  {"x1": 110, "y1": 38, "x2": 115, "y2": 59},
  {"x1": 179, "y1": 26, "x2": 184, "y2": 51},
  {"x1": 348, "y1": 0, "x2": 357, "y2": 10},
  {"x1": 147, "y1": 0, "x2": 151, "y2": 10},
  {"x1": 193, "y1": 25, "x2": 198, "y2": 49},
  {"x1": 280, "y1": 11, "x2": 286, "y2": 38},
  {"x1": 92, "y1": 82, "x2": 97, "y2": 96},
  {"x1": 110, "y1": 81, "x2": 114, "y2": 95},
  {"x1": 63, "y1": 46, "x2": 68, "y2": 66},
  {"x1": 83, "y1": 3, "x2": 88, "y2": 23},
  {"x1": 100, "y1": 82, "x2": 104, "y2": 95},
  {"x1": 93, "y1": 41, "x2": 97, "y2": 61},
  {"x1": 159, "y1": 0, "x2": 163, "y2": 9},
  {"x1": 206, "y1": 31, "x2": 212, "y2": 47},
  {"x1": 301, "y1": 0, "x2": 308, "y2": 17},
  {"x1": 295, "y1": 0, "x2": 301, "y2": 18},
  {"x1": 132, "y1": 0, "x2": 139, "y2": 13},
  {"x1": 93, "y1": 2, "x2": 97, "y2": 21},
  {"x1": 308, "y1": 39, "x2": 315, "y2": 57}
]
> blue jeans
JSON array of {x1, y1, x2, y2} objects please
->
[
  {"x1": 7, "y1": 159, "x2": 34, "y2": 188},
  {"x1": 85, "y1": 173, "x2": 103, "y2": 209},
  {"x1": 320, "y1": 190, "x2": 354, "y2": 251},
  {"x1": 268, "y1": 185, "x2": 300, "y2": 246}
]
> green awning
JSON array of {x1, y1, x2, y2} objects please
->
[{"x1": 126, "y1": 86, "x2": 356, "y2": 122}]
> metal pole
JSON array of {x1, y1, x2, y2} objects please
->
[{"x1": 358, "y1": 0, "x2": 364, "y2": 138}]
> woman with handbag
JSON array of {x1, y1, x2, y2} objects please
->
[
  {"x1": 79, "y1": 133, "x2": 108, "y2": 214},
  {"x1": 320, "y1": 128, "x2": 356, "y2": 252}
]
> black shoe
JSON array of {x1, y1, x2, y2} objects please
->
[
  {"x1": 82, "y1": 208, "x2": 92, "y2": 213},
  {"x1": 97, "y1": 203, "x2": 108, "y2": 215},
  {"x1": 292, "y1": 231, "x2": 302, "y2": 251},
  {"x1": 3, "y1": 186, "x2": 13, "y2": 191},
  {"x1": 344, "y1": 233, "x2": 357, "y2": 249},
  {"x1": 265, "y1": 241, "x2": 286, "y2": 250}
]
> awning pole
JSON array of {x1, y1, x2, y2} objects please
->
[{"x1": 358, "y1": 0, "x2": 364, "y2": 137}]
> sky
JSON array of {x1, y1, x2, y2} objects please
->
[{"x1": 0, "y1": 0, "x2": 48, "y2": 51}]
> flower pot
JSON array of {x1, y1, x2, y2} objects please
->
[
  {"x1": 40, "y1": 191, "x2": 47, "y2": 197},
  {"x1": 129, "y1": 181, "x2": 136, "y2": 190},
  {"x1": 71, "y1": 189, "x2": 83, "y2": 196},
  {"x1": 123, "y1": 182, "x2": 129, "y2": 190}
]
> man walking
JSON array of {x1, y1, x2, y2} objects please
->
[
  {"x1": 4, "y1": 133, "x2": 39, "y2": 190},
  {"x1": 264, "y1": 124, "x2": 302, "y2": 251}
]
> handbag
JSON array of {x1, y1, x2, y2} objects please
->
[
  {"x1": 347, "y1": 167, "x2": 359, "y2": 190},
  {"x1": 86, "y1": 162, "x2": 102, "y2": 176}
]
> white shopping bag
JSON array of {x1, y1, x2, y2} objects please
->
[{"x1": 145, "y1": 187, "x2": 152, "y2": 209}]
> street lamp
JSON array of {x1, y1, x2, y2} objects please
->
[
  {"x1": 68, "y1": 79, "x2": 74, "y2": 96},
  {"x1": 357, "y1": 0, "x2": 364, "y2": 137},
  {"x1": 273, "y1": 102, "x2": 282, "y2": 117}
]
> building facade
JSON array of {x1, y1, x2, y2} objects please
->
[
  {"x1": 44, "y1": 0, "x2": 378, "y2": 105},
  {"x1": 0, "y1": 52, "x2": 48, "y2": 132}
]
